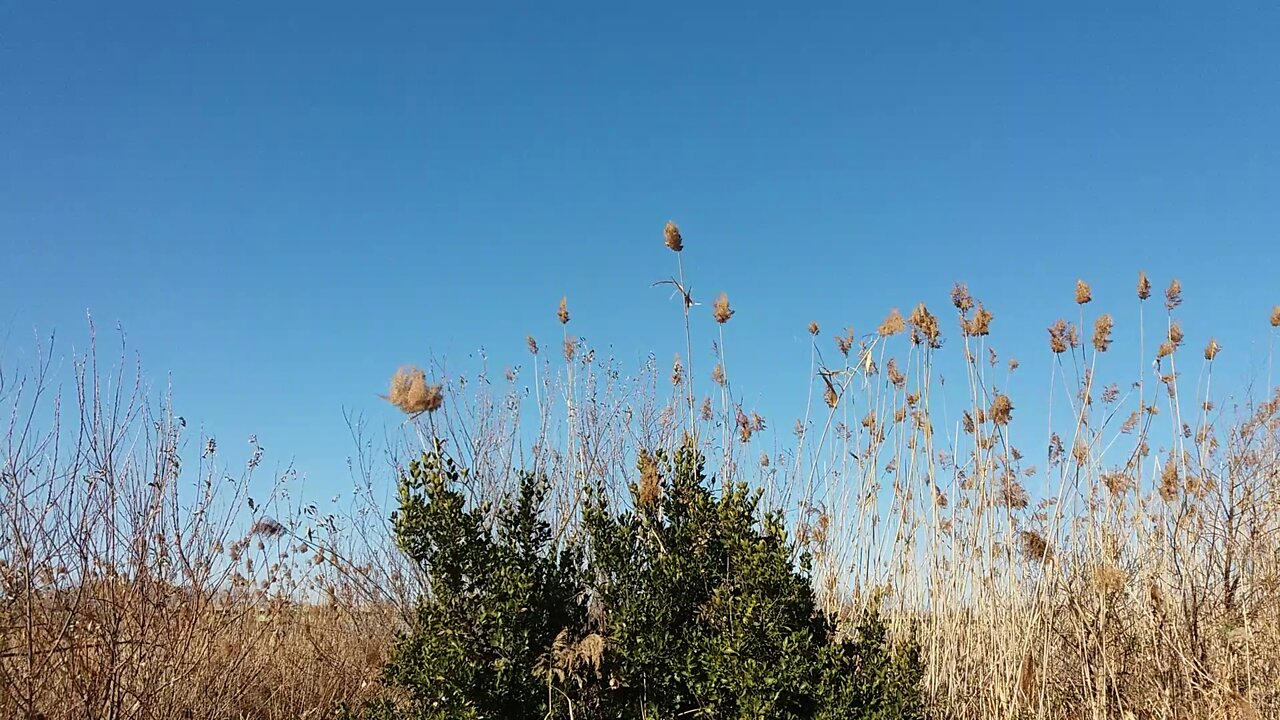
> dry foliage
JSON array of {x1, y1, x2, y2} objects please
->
[{"x1": 6, "y1": 237, "x2": 1280, "y2": 720}]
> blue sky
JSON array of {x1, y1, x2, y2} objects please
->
[{"x1": 3, "y1": 2, "x2": 1279, "y2": 502}]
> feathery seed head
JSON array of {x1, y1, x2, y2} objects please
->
[
  {"x1": 989, "y1": 394, "x2": 1014, "y2": 425},
  {"x1": 1165, "y1": 279, "x2": 1183, "y2": 310},
  {"x1": 951, "y1": 283, "x2": 974, "y2": 313},
  {"x1": 1159, "y1": 454, "x2": 1179, "y2": 501},
  {"x1": 886, "y1": 358, "x2": 906, "y2": 389},
  {"x1": 1092, "y1": 314, "x2": 1114, "y2": 352},
  {"x1": 384, "y1": 366, "x2": 443, "y2": 415},
  {"x1": 1048, "y1": 320, "x2": 1070, "y2": 354},
  {"x1": 527, "y1": 336, "x2": 539, "y2": 355},
  {"x1": 1204, "y1": 338, "x2": 1221, "y2": 360},
  {"x1": 1137, "y1": 271, "x2": 1151, "y2": 300},
  {"x1": 908, "y1": 303, "x2": 942, "y2": 349},
  {"x1": 878, "y1": 309, "x2": 905, "y2": 337},
  {"x1": 557, "y1": 296, "x2": 571, "y2": 325},
  {"x1": 963, "y1": 304, "x2": 994, "y2": 336},
  {"x1": 1075, "y1": 279, "x2": 1092, "y2": 305},
  {"x1": 1271, "y1": 305, "x2": 1280, "y2": 327},
  {"x1": 836, "y1": 328, "x2": 854, "y2": 356},
  {"x1": 1102, "y1": 472, "x2": 1135, "y2": 495},
  {"x1": 712, "y1": 292, "x2": 734, "y2": 323},
  {"x1": 1019, "y1": 530, "x2": 1052, "y2": 563},
  {"x1": 808, "y1": 321, "x2": 820, "y2": 336},
  {"x1": 663, "y1": 221, "x2": 683, "y2": 252},
  {"x1": 736, "y1": 408, "x2": 754, "y2": 442},
  {"x1": 1000, "y1": 474, "x2": 1029, "y2": 509}
]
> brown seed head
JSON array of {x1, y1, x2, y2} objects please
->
[
  {"x1": 671, "y1": 354, "x2": 683, "y2": 386},
  {"x1": 1271, "y1": 305, "x2": 1280, "y2": 327},
  {"x1": 1102, "y1": 471, "x2": 1135, "y2": 495},
  {"x1": 808, "y1": 321, "x2": 820, "y2": 336},
  {"x1": 1165, "y1": 279, "x2": 1182, "y2": 311},
  {"x1": 823, "y1": 383, "x2": 838, "y2": 409},
  {"x1": 1159, "y1": 455, "x2": 1179, "y2": 501},
  {"x1": 1019, "y1": 530, "x2": 1053, "y2": 563},
  {"x1": 1048, "y1": 319, "x2": 1069, "y2": 354},
  {"x1": 1001, "y1": 474, "x2": 1029, "y2": 509},
  {"x1": 951, "y1": 283, "x2": 974, "y2": 313},
  {"x1": 908, "y1": 303, "x2": 942, "y2": 349},
  {"x1": 557, "y1": 296, "x2": 570, "y2": 325},
  {"x1": 1075, "y1": 279, "x2": 1092, "y2": 305},
  {"x1": 527, "y1": 336, "x2": 539, "y2": 355},
  {"x1": 700, "y1": 397, "x2": 713, "y2": 421},
  {"x1": 836, "y1": 328, "x2": 854, "y2": 356},
  {"x1": 1009, "y1": 358, "x2": 1020, "y2": 372},
  {"x1": 886, "y1": 358, "x2": 906, "y2": 389},
  {"x1": 736, "y1": 408, "x2": 754, "y2": 443},
  {"x1": 1136, "y1": 271, "x2": 1157, "y2": 299},
  {"x1": 1137, "y1": 271, "x2": 1151, "y2": 300},
  {"x1": 1092, "y1": 314, "x2": 1114, "y2": 352},
  {"x1": 711, "y1": 363, "x2": 725, "y2": 386},
  {"x1": 663, "y1": 221, "x2": 683, "y2": 252},
  {"x1": 878, "y1": 308, "x2": 905, "y2": 337},
  {"x1": 1068, "y1": 438, "x2": 1089, "y2": 464},
  {"x1": 1204, "y1": 338, "x2": 1221, "y2": 361},
  {"x1": 384, "y1": 366, "x2": 444, "y2": 415},
  {"x1": 564, "y1": 336, "x2": 578, "y2": 361},
  {"x1": 989, "y1": 394, "x2": 1014, "y2": 425},
  {"x1": 963, "y1": 304, "x2": 994, "y2": 336},
  {"x1": 712, "y1": 292, "x2": 734, "y2": 324},
  {"x1": 1092, "y1": 564, "x2": 1126, "y2": 595},
  {"x1": 1101, "y1": 383, "x2": 1119, "y2": 404},
  {"x1": 1168, "y1": 321, "x2": 1184, "y2": 347}
]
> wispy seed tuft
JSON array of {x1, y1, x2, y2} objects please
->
[
  {"x1": 384, "y1": 366, "x2": 444, "y2": 415},
  {"x1": 989, "y1": 394, "x2": 1014, "y2": 425},
  {"x1": 908, "y1": 304, "x2": 942, "y2": 349},
  {"x1": 835, "y1": 328, "x2": 855, "y2": 356},
  {"x1": 1204, "y1": 338, "x2": 1221, "y2": 361},
  {"x1": 1075, "y1": 280, "x2": 1092, "y2": 305},
  {"x1": 557, "y1": 297, "x2": 571, "y2": 325},
  {"x1": 1092, "y1": 314, "x2": 1114, "y2": 352},
  {"x1": 1138, "y1": 271, "x2": 1152, "y2": 300},
  {"x1": 1165, "y1": 279, "x2": 1182, "y2": 311},
  {"x1": 951, "y1": 283, "x2": 974, "y2": 313},
  {"x1": 712, "y1": 292, "x2": 734, "y2": 324},
  {"x1": 663, "y1": 221, "x2": 683, "y2": 252},
  {"x1": 878, "y1": 309, "x2": 906, "y2": 337}
]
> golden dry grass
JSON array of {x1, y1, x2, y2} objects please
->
[{"x1": 6, "y1": 227, "x2": 1280, "y2": 719}]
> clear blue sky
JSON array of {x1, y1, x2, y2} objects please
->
[{"x1": 4, "y1": 2, "x2": 1279, "y2": 501}]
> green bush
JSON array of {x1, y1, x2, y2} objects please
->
[{"x1": 357, "y1": 437, "x2": 923, "y2": 719}]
